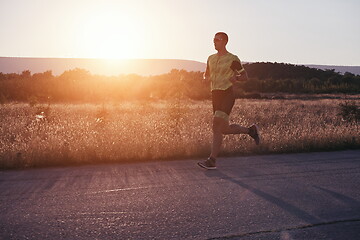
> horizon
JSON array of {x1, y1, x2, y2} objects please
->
[
  {"x1": 1, "y1": 56, "x2": 360, "y2": 68},
  {"x1": 2, "y1": 57, "x2": 360, "y2": 77},
  {"x1": 1, "y1": 0, "x2": 359, "y2": 66}
]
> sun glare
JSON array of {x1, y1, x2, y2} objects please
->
[{"x1": 76, "y1": 10, "x2": 143, "y2": 59}]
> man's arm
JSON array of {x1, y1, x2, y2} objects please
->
[
  {"x1": 236, "y1": 69, "x2": 249, "y2": 81},
  {"x1": 230, "y1": 60, "x2": 248, "y2": 83},
  {"x1": 203, "y1": 60, "x2": 210, "y2": 82}
]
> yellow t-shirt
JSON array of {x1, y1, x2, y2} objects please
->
[{"x1": 205, "y1": 52, "x2": 245, "y2": 91}]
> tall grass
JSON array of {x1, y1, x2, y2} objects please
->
[{"x1": 0, "y1": 98, "x2": 359, "y2": 169}]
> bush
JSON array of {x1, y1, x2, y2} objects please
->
[{"x1": 338, "y1": 101, "x2": 360, "y2": 123}]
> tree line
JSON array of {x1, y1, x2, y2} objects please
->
[
  {"x1": 0, "y1": 62, "x2": 359, "y2": 103},
  {"x1": 242, "y1": 62, "x2": 360, "y2": 94}
]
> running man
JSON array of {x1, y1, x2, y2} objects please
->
[{"x1": 198, "y1": 32, "x2": 260, "y2": 170}]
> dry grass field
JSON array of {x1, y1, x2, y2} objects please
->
[{"x1": 0, "y1": 98, "x2": 359, "y2": 169}]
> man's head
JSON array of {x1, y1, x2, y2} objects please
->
[{"x1": 213, "y1": 32, "x2": 228, "y2": 51}]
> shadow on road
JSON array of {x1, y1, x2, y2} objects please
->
[
  {"x1": 314, "y1": 186, "x2": 360, "y2": 212},
  {"x1": 204, "y1": 169, "x2": 321, "y2": 224}
]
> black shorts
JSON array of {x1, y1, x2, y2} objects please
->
[{"x1": 211, "y1": 87, "x2": 235, "y2": 115}]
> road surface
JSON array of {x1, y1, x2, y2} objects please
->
[{"x1": 1, "y1": 150, "x2": 360, "y2": 239}]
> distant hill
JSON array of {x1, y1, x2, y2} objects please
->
[
  {"x1": 0, "y1": 57, "x2": 359, "y2": 76},
  {"x1": 0, "y1": 57, "x2": 206, "y2": 76},
  {"x1": 304, "y1": 64, "x2": 360, "y2": 75}
]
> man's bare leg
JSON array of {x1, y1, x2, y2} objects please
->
[
  {"x1": 210, "y1": 117, "x2": 225, "y2": 159},
  {"x1": 199, "y1": 114, "x2": 260, "y2": 170},
  {"x1": 210, "y1": 119, "x2": 254, "y2": 159},
  {"x1": 227, "y1": 124, "x2": 250, "y2": 134}
]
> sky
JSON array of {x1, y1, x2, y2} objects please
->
[{"x1": 1, "y1": 0, "x2": 359, "y2": 66}]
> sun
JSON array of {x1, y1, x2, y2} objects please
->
[{"x1": 76, "y1": 11, "x2": 143, "y2": 59}]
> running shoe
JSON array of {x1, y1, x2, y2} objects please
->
[{"x1": 197, "y1": 157, "x2": 217, "y2": 170}]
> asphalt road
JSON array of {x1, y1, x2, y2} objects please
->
[{"x1": 1, "y1": 150, "x2": 360, "y2": 240}]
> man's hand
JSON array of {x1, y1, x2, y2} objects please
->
[
  {"x1": 229, "y1": 75, "x2": 238, "y2": 84},
  {"x1": 203, "y1": 73, "x2": 210, "y2": 84},
  {"x1": 236, "y1": 72, "x2": 249, "y2": 82},
  {"x1": 229, "y1": 72, "x2": 248, "y2": 83}
]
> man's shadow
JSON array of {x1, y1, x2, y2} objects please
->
[{"x1": 204, "y1": 169, "x2": 321, "y2": 224}]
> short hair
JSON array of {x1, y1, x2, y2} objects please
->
[{"x1": 215, "y1": 32, "x2": 228, "y2": 43}]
